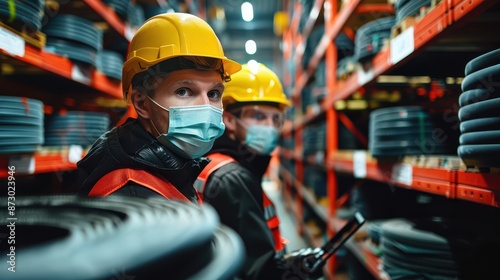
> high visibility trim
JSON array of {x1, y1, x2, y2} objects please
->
[
  {"x1": 89, "y1": 168, "x2": 196, "y2": 203},
  {"x1": 195, "y1": 152, "x2": 236, "y2": 198},
  {"x1": 198, "y1": 152, "x2": 288, "y2": 253}
]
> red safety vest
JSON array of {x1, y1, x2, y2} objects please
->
[
  {"x1": 196, "y1": 153, "x2": 288, "y2": 256},
  {"x1": 89, "y1": 168, "x2": 202, "y2": 204}
]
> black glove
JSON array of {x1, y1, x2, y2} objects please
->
[{"x1": 278, "y1": 247, "x2": 325, "y2": 280}]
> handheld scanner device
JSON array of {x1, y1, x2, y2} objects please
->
[{"x1": 303, "y1": 212, "x2": 366, "y2": 273}]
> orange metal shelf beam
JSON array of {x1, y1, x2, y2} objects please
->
[
  {"x1": 455, "y1": 170, "x2": 500, "y2": 207},
  {"x1": 83, "y1": 0, "x2": 129, "y2": 40},
  {"x1": 291, "y1": 0, "x2": 362, "y2": 100},
  {"x1": 413, "y1": 0, "x2": 452, "y2": 49},
  {"x1": 294, "y1": 0, "x2": 326, "y2": 64},
  {"x1": 0, "y1": 45, "x2": 122, "y2": 99},
  {"x1": 284, "y1": 1, "x2": 303, "y2": 44},
  {"x1": 456, "y1": 170, "x2": 500, "y2": 190},
  {"x1": 355, "y1": 4, "x2": 394, "y2": 14},
  {"x1": 328, "y1": 152, "x2": 457, "y2": 198},
  {"x1": 452, "y1": 0, "x2": 493, "y2": 22},
  {"x1": 0, "y1": 148, "x2": 88, "y2": 178},
  {"x1": 327, "y1": 150, "x2": 500, "y2": 208}
]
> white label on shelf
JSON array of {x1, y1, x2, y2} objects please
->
[
  {"x1": 9, "y1": 156, "x2": 35, "y2": 175},
  {"x1": 124, "y1": 25, "x2": 135, "y2": 42},
  {"x1": 68, "y1": 145, "x2": 83, "y2": 163},
  {"x1": 357, "y1": 67, "x2": 374, "y2": 86},
  {"x1": 390, "y1": 26, "x2": 415, "y2": 65},
  {"x1": 391, "y1": 163, "x2": 413, "y2": 186},
  {"x1": 0, "y1": 26, "x2": 25, "y2": 57},
  {"x1": 71, "y1": 64, "x2": 91, "y2": 85},
  {"x1": 353, "y1": 150, "x2": 366, "y2": 178},
  {"x1": 314, "y1": 151, "x2": 324, "y2": 165}
]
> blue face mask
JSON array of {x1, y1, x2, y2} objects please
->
[
  {"x1": 242, "y1": 123, "x2": 279, "y2": 155},
  {"x1": 147, "y1": 96, "x2": 225, "y2": 159}
]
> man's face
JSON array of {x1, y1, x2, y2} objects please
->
[
  {"x1": 232, "y1": 105, "x2": 284, "y2": 142},
  {"x1": 146, "y1": 69, "x2": 224, "y2": 134}
]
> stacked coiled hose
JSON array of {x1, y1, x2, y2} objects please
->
[
  {"x1": 44, "y1": 111, "x2": 110, "y2": 147},
  {"x1": 394, "y1": 0, "x2": 432, "y2": 24},
  {"x1": 96, "y1": 50, "x2": 124, "y2": 81},
  {"x1": 381, "y1": 219, "x2": 458, "y2": 279},
  {"x1": 42, "y1": 14, "x2": 103, "y2": 67},
  {"x1": 0, "y1": 96, "x2": 44, "y2": 154},
  {"x1": 0, "y1": 0, "x2": 45, "y2": 32},
  {"x1": 0, "y1": 195, "x2": 244, "y2": 280},
  {"x1": 103, "y1": 0, "x2": 145, "y2": 28},
  {"x1": 369, "y1": 106, "x2": 451, "y2": 157},
  {"x1": 355, "y1": 17, "x2": 396, "y2": 63},
  {"x1": 457, "y1": 48, "x2": 500, "y2": 167}
]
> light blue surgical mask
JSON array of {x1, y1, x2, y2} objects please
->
[
  {"x1": 235, "y1": 117, "x2": 279, "y2": 155},
  {"x1": 245, "y1": 125, "x2": 279, "y2": 155},
  {"x1": 147, "y1": 95, "x2": 225, "y2": 159}
]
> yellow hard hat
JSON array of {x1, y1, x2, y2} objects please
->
[
  {"x1": 223, "y1": 62, "x2": 291, "y2": 110},
  {"x1": 122, "y1": 12, "x2": 241, "y2": 101}
]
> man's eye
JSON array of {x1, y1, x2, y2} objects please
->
[
  {"x1": 208, "y1": 90, "x2": 222, "y2": 99},
  {"x1": 253, "y1": 112, "x2": 266, "y2": 120},
  {"x1": 176, "y1": 88, "x2": 190, "y2": 96}
]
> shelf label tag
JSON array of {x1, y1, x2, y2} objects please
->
[
  {"x1": 357, "y1": 67, "x2": 374, "y2": 86},
  {"x1": 68, "y1": 145, "x2": 83, "y2": 163},
  {"x1": 353, "y1": 150, "x2": 366, "y2": 178},
  {"x1": 71, "y1": 64, "x2": 91, "y2": 85},
  {"x1": 391, "y1": 163, "x2": 413, "y2": 186},
  {"x1": 124, "y1": 25, "x2": 135, "y2": 42},
  {"x1": 390, "y1": 26, "x2": 414, "y2": 65},
  {"x1": 0, "y1": 26, "x2": 25, "y2": 57},
  {"x1": 9, "y1": 155, "x2": 35, "y2": 175}
]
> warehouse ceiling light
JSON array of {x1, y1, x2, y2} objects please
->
[
  {"x1": 241, "y1": 2, "x2": 254, "y2": 22},
  {"x1": 245, "y1": 40, "x2": 257, "y2": 55}
]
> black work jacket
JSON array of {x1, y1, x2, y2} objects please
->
[
  {"x1": 203, "y1": 133, "x2": 287, "y2": 279},
  {"x1": 68, "y1": 118, "x2": 208, "y2": 202}
]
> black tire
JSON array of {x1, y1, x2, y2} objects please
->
[
  {"x1": 459, "y1": 117, "x2": 500, "y2": 133},
  {"x1": 465, "y1": 48, "x2": 500, "y2": 76},
  {"x1": 459, "y1": 131, "x2": 500, "y2": 145},
  {"x1": 460, "y1": 64, "x2": 500, "y2": 92},
  {"x1": 458, "y1": 97, "x2": 500, "y2": 121},
  {"x1": 459, "y1": 88, "x2": 496, "y2": 107}
]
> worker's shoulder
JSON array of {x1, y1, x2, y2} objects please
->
[{"x1": 208, "y1": 161, "x2": 254, "y2": 185}]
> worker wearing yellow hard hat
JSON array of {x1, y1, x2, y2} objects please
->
[
  {"x1": 196, "y1": 63, "x2": 323, "y2": 279},
  {"x1": 68, "y1": 13, "x2": 241, "y2": 203}
]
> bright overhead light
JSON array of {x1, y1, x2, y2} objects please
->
[
  {"x1": 241, "y1": 2, "x2": 254, "y2": 22},
  {"x1": 245, "y1": 40, "x2": 257, "y2": 55}
]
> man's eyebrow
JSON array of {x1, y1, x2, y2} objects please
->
[{"x1": 173, "y1": 80, "x2": 224, "y2": 88}]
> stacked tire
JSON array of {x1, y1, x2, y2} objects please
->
[
  {"x1": 380, "y1": 219, "x2": 458, "y2": 279},
  {"x1": 96, "y1": 50, "x2": 124, "y2": 81},
  {"x1": 0, "y1": 195, "x2": 244, "y2": 280},
  {"x1": 0, "y1": 96, "x2": 44, "y2": 154},
  {"x1": 369, "y1": 106, "x2": 451, "y2": 157},
  {"x1": 457, "y1": 48, "x2": 500, "y2": 168},
  {"x1": 355, "y1": 16, "x2": 396, "y2": 64},
  {"x1": 44, "y1": 111, "x2": 110, "y2": 147},
  {"x1": 42, "y1": 14, "x2": 103, "y2": 67},
  {"x1": 394, "y1": 0, "x2": 432, "y2": 24},
  {"x1": 0, "y1": 0, "x2": 45, "y2": 33}
]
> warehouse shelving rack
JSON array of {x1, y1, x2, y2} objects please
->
[
  {"x1": 280, "y1": 0, "x2": 500, "y2": 278},
  {"x1": 0, "y1": 0, "x2": 134, "y2": 179}
]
